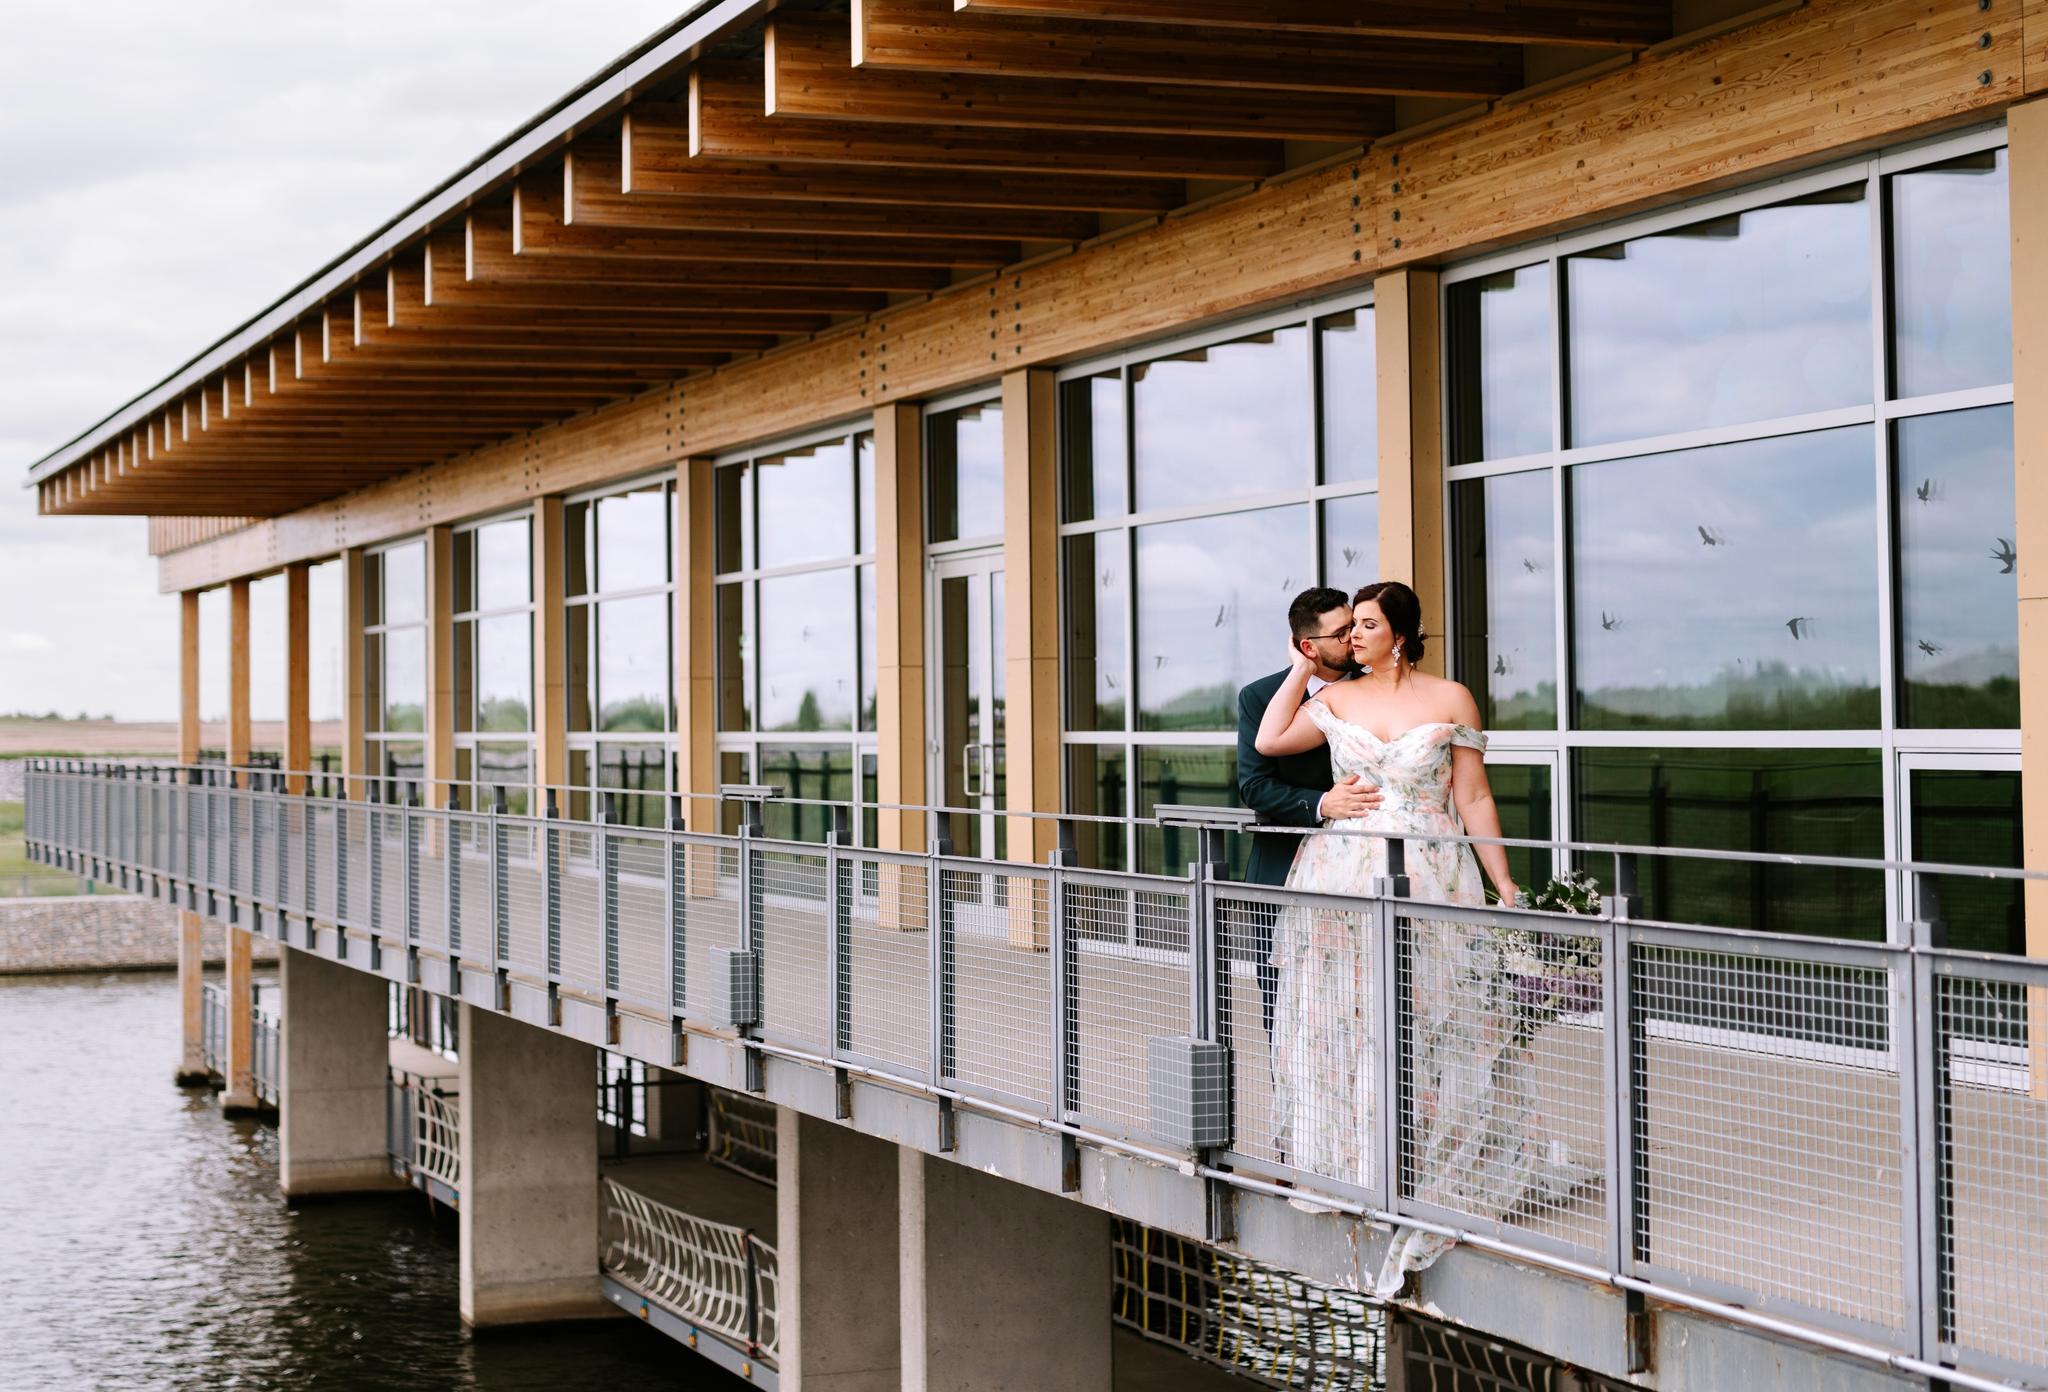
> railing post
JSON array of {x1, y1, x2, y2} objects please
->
[
  {"x1": 600, "y1": 792, "x2": 620, "y2": 1005},
  {"x1": 300, "y1": 774, "x2": 317, "y2": 941},
  {"x1": 367, "y1": 780, "x2": 384, "y2": 965},
  {"x1": 544, "y1": 789, "x2": 563, "y2": 1021},
  {"x1": 667, "y1": 794, "x2": 687, "y2": 1038},
  {"x1": 1049, "y1": 821, "x2": 1079, "y2": 1190},
  {"x1": 1904, "y1": 870, "x2": 1949, "y2": 1363},
  {"x1": 737, "y1": 794, "x2": 764, "y2": 1091},
  {"x1": 446, "y1": 789, "x2": 463, "y2": 962},
  {"x1": 1604, "y1": 850, "x2": 1649, "y2": 1372},
  {"x1": 491, "y1": 789, "x2": 509, "y2": 1003},
  {"x1": 826, "y1": 804, "x2": 852, "y2": 1062},
  {"x1": 332, "y1": 780, "x2": 349, "y2": 952},
  {"x1": 743, "y1": 1232, "x2": 763, "y2": 1354},
  {"x1": 1372, "y1": 835, "x2": 1410, "y2": 1214},
  {"x1": 928, "y1": 811, "x2": 956, "y2": 1150}
]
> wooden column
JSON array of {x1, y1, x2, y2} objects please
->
[
  {"x1": 341, "y1": 547, "x2": 368, "y2": 792},
  {"x1": 177, "y1": 590, "x2": 207, "y2": 1085},
  {"x1": 284, "y1": 563, "x2": 311, "y2": 794},
  {"x1": 222, "y1": 576, "x2": 257, "y2": 1110},
  {"x1": 532, "y1": 498, "x2": 568, "y2": 803},
  {"x1": 1002, "y1": 368, "x2": 1060, "y2": 949},
  {"x1": 2008, "y1": 98, "x2": 2048, "y2": 1094},
  {"x1": 1373, "y1": 268, "x2": 1447, "y2": 677},
  {"x1": 425, "y1": 525, "x2": 456, "y2": 809},
  {"x1": 227, "y1": 578, "x2": 251, "y2": 775},
  {"x1": 875, "y1": 402, "x2": 928, "y2": 852},
  {"x1": 674, "y1": 460, "x2": 720, "y2": 893}
]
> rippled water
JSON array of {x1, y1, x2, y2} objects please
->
[{"x1": 0, "y1": 971, "x2": 740, "y2": 1391}]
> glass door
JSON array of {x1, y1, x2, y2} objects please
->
[
  {"x1": 1896, "y1": 750, "x2": 2024, "y2": 954},
  {"x1": 929, "y1": 551, "x2": 1006, "y2": 859}
]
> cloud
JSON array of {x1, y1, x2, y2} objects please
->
[
  {"x1": 0, "y1": 0, "x2": 686, "y2": 720},
  {"x1": 6, "y1": 633, "x2": 54, "y2": 653}
]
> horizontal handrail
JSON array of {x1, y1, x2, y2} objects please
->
[{"x1": 24, "y1": 762, "x2": 2048, "y2": 1391}]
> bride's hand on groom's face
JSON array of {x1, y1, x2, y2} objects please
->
[
  {"x1": 1287, "y1": 644, "x2": 1318, "y2": 678},
  {"x1": 1322, "y1": 776, "x2": 1381, "y2": 820}
]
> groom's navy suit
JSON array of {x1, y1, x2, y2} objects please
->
[{"x1": 1233, "y1": 668, "x2": 1334, "y2": 1040}]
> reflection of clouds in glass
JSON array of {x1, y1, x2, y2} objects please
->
[
  {"x1": 308, "y1": 560, "x2": 345, "y2": 724},
  {"x1": 1320, "y1": 311, "x2": 1376, "y2": 486},
  {"x1": 248, "y1": 572, "x2": 286, "y2": 726},
  {"x1": 759, "y1": 438, "x2": 855, "y2": 569},
  {"x1": 758, "y1": 570, "x2": 854, "y2": 731},
  {"x1": 1455, "y1": 470, "x2": 1554, "y2": 728},
  {"x1": 1064, "y1": 532, "x2": 1126, "y2": 731},
  {"x1": 1572, "y1": 427, "x2": 1878, "y2": 728},
  {"x1": 383, "y1": 541, "x2": 426, "y2": 624},
  {"x1": 1320, "y1": 493, "x2": 1379, "y2": 596},
  {"x1": 1567, "y1": 192, "x2": 1870, "y2": 447},
  {"x1": 476, "y1": 612, "x2": 531, "y2": 731},
  {"x1": 1892, "y1": 151, "x2": 2011, "y2": 398},
  {"x1": 932, "y1": 404, "x2": 1006, "y2": 542},
  {"x1": 1061, "y1": 373, "x2": 1126, "y2": 522},
  {"x1": 597, "y1": 486, "x2": 668, "y2": 593},
  {"x1": 1450, "y1": 264, "x2": 1550, "y2": 463},
  {"x1": 1135, "y1": 505, "x2": 1310, "y2": 730},
  {"x1": 475, "y1": 517, "x2": 530, "y2": 608},
  {"x1": 382, "y1": 626, "x2": 426, "y2": 732},
  {"x1": 1134, "y1": 328, "x2": 1309, "y2": 512},
  {"x1": 596, "y1": 593, "x2": 669, "y2": 732},
  {"x1": 1896, "y1": 405, "x2": 2017, "y2": 726}
]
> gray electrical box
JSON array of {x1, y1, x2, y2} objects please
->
[
  {"x1": 1149, "y1": 1036, "x2": 1232, "y2": 1151},
  {"x1": 710, "y1": 947, "x2": 761, "y2": 1029}
]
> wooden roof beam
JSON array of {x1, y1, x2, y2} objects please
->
[
  {"x1": 511, "y1": 175, "x2": 1022, "y2": 270},
  {"x1": 768, "y1": 11, "x2": 1394, "y2": 143},
  {"x1": 949, "y1": 0, "x2": 1669, "y2": 49},
  {"x1": 856, "y1": 0, "x2": 1523, "y2": 97},
  {"x1": 691, "y1": 61, "x2": 1283, "y2": 182},
  {"x1": 564, "y1": 137, "x2": 1098, "y2": 243},
  {"x1": 622, "y1": 102, "x2": 1181, "y2": 212}
]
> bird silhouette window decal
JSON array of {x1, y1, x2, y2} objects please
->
[{"x1": 1990, "y1": 538, "x2": 2016, "y2": 574}]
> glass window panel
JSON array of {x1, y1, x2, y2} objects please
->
[
  {"x1": 568, "y1": 747, "x2": 592, "y2": 823},
  {"x1": 453, "y1": 530, "x2": 475, "y2": 616},
  {"x1": 362, "y1": 632, "x2": 383, "y2": 741},
  {"x1": 381, "y1": 626, "x2": 425, "y2": 733},
  {"x1": 1061, "y1": 371, "x2": 1127, "y2": 522},
  {"x1": 1452, "y1": 471, "x2": 1557, "y2": 730},
  {"x1": 856, "y1": 432, "x2": 876, "y2": 555},
  {"x1": 1066, "y1": 744, "x2": 1127, "y2": 872},
  {"x1": 596, "y1": 485, "x2": 669, "y2": 593},
  {"x1": 597, "y1": 741, "x2": 668, "y2": 829},
  {"x1": 1319, "y1": 309, "x2": 1377, "y2": 487},
  {"x1": 1134, "y1": 327, "x2": 1309, "y2": 512},
  {"x1": 1910, "y1": 768, "x2": 2023, "y2": 956},
  {"x1": 862, "y1": 752, "x2": 879, "y2": 852},
  {"x1": 1897, "y1": 405, "x2": 2018, "y2": 728},
  {"x1": 1570, "y1": 427, "x2": 1879, "y2": 730},
  {"x1": 1064, "y1": 533, "x2": 1127, "y2": 733},
  {"x1": 758, "y1": 570, "x2": 856, "y2": 732},
  {"x1": 308, "y1": 560, "x2": 344, "y2": 726},
  {"x1": 475, "y1": 741, "x2": 533, "y2": 816},
  {"x1": 476, "y1": 612, "x2": 533, "y2": 733},
  {"x1": 716, "y1": 463, "x2": 753, "y2": 574},
  {"x1": 362, "y1": 552, "x2": 384, "y2": 627},
  {"x1": 1135, "y1": 505, "x2": 1311, "y2": 732},
  {"x1": 1320, "y1": 492, "x2": 1380, "y2": 601},
  {"x1": 1891, "y1": 149, "x2": 2011, "y2": 398},
  {"x1": 454, "y1": 619, "x2": 475, "y2": 734},
  {"x1": 1484, "y1": 760, "x2": 1553, "y2": 902},
  {"x1": 1573, "y1": 747, "x2": 1884, "y2": 938},
  {"x1": 381, "y1": 541, "x2": 426, "y2": 625},
  {"x1": 759, "y1": 744, "x2": 854, "y2": 843},
  {"x1": 475, "y1": 517, "x2": 532, "y2": 609},
  {"x1": 718, "y1": 750, "x2": 750, "y2": 835},
  {"x1": 928, "y1": 402, "x2": 1006, "y2": 543},
  {"x1": 758, "y1": 437, "x2": 856, "y2": 568},
  {"x1": 1565, "y1": 186, "x2": 1871, "y2": 448},
  {"x1": 565, "y1": 500, "x2": 594, "y2": 600},
  {"x1": 247, "y1": 573, "x2": 286, "y2": 730},
  {"x1": 858, "y1": 565, "x2": 877, "y2": 733},
  {"x1": 596, "y1": 593, "x2": 670, "y2": 733},
  {"x1": 716, "y1": 583, "x2": 751, "y2": 732},
  {"x1": 1137, "y1": 745, "x2": 1248, "y2": 880},
  {"x1": 380, "y1": 741, "x2": 426, "y2": 794},
  {"x1": 1448, "y1": 263, "x2": 1551, "y2": 464}
]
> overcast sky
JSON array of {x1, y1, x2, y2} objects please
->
[{"x1": 0, "y1": 0, "x2": 689, "y2": 720}]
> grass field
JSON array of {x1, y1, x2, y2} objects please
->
[{"x1": 0, "y1": 800, "x2": 88, "y2": 898}]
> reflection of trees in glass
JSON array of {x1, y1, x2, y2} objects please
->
[
  {"x1": 383, "y1": 702, "x2": 425, "y2": 734},
  {"x1": 1448, "y1": 264, "x2": 1551, "y2": 464},
  {"x1": 1575, "y1": 661, "x2": 1879, "y2": 731},
  {"x1": 477, "y1": 697, "x2": 530, "y2": 733},
  {"x1": 598, "y1": 696, "x2": 666, "y2": 733}
]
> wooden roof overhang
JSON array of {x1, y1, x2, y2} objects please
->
[{"x1": 28, "y1": 0, "x2": 1682, "y2": 520}]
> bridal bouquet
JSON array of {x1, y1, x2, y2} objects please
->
[{"x1": 1495, "y1": 871, "x2": 1605, "y2": 1043}]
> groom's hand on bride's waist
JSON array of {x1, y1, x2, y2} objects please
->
[{"x1": 1318, "y1": 775, "x2": 1382, "y2": 821}]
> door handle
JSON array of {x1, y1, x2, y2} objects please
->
[{"x1": 961, "y1": 743, "x2": 983, "y2": 800}]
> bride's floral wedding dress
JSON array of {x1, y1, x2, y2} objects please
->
[{"x1": 1269, "y1": 697, "x2": 1589, "y2": 1298}]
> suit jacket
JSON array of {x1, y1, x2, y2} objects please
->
[{"x1": 1235, "y1": 669, "x2": 1334, "y2": 887}]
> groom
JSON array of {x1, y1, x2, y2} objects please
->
[{"x1": 1232, "y1": 586, "x2": 1382, "y2": 1041}]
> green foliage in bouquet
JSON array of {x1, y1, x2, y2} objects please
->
[{"x1": 1495, "y1": 871, "x2": 1605, "y2": 1046}]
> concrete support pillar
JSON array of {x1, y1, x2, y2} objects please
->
[
  {"x1": 278, "y1": 945, "x2": 407, "y2": 1196},
  {"x1": 457, "y1": 1005, "x2": 609, "y2": 1326},
  {"x1": 776, "y1": 1108, "x2": 902, "y2": 1391},
  {"x1": 899, "y1": 1149, "x2": 1111, "y2": 1392},
  {"x1": 221, "y1": 926, "x2": 260, "y2": 1113}
]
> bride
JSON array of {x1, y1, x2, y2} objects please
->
[{"x1": 1254, "y1": 580, "x2": 1584, "y2": 1298}]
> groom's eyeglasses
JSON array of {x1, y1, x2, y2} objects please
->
[{"x1": 1305, "y1": 627, "x2": 1350, "y2": 642}]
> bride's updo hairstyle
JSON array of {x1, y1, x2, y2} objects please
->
[{"x1": 1351, "y1": 580, "x2": 1427, "y2": 666}]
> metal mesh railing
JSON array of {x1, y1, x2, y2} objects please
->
[
  {"x1": 25, "y1": 762, "x2": 2048, "y2": 1390},
  {"x1": 252, "y1": 1003, "x2": 280, "y2": 1106},
  {"x1": 602, "y1": 1175, "x2": 778, "y2": 1365},
  {"x1": 386, "y1": 1071, "x2": 461, "y2": 1195},
  {"x1": 200, "y1": 980, "x2": 226, "y2": 1077},
  {"x1": 709, "y1": 1087, "x2": 778, "y2": 1186}
]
